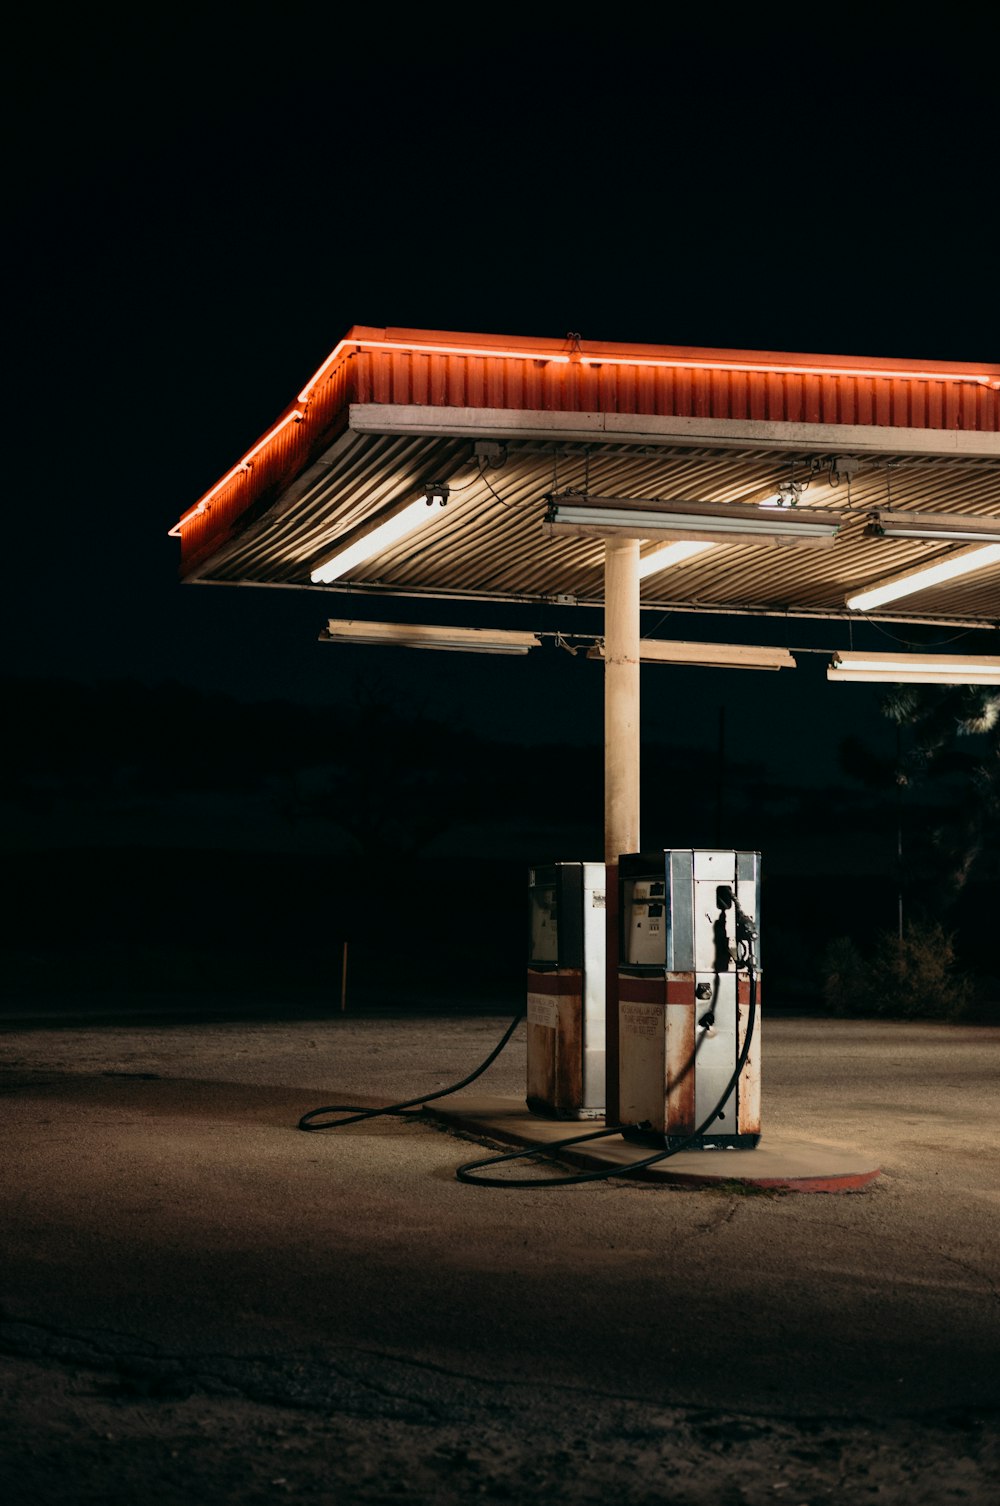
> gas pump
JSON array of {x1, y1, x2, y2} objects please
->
[
  {"x1": 618, "y1": 849, "x2": 761, "y2": 1149},
  {"x1": 526, "y1": 862, "x2": 606, "y2": 1119}
]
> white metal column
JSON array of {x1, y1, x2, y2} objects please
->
[{"x1": 603, "y1": 538, "x2": 641, "y2": 1124}]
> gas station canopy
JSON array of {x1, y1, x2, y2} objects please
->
[
  {"x1": 171, "y1": 328, "x2": 1000, "y2": 1131},
  {"x1": 172, "y1": 327, "x2": 1000, "y2": 628}
]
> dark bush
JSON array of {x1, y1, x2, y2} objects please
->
[
  {"x1": 820, "y1": 935, "x2": 870, "y2": 1017},
  {"x1": 821, "y1": 923, "x2": 974, "y2": 1021}
]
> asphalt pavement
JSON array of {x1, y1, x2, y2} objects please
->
[{"x1": 0, "y1": 1002, "x2": 997, "y2": 1503}]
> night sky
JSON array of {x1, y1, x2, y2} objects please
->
[{"x1": 8, "y1": 13, "x2": 998, "y2": 791}]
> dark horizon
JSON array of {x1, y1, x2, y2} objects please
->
[{"x1": 5, "y1": 13, "x2": 997, "y2": 1009}]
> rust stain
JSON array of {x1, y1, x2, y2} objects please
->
[
  {"x1": 526, "y1": 970, "x2": 583, "y2": 1116},
  {"x1": 737, "y1": 992, "x2": 762, "y2": 1136},
  {"x1": 665, "y1": 991, "x2": 697, "y2": 1136}
]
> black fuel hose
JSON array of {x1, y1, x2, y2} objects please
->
[
  {"x1": 297, "y1": 1011, "x2": 525, "y2": 1132},
  {"x1": 454, "y1": 964, "x2": 757, "y2": 1187}
]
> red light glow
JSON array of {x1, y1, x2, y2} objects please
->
[
  {"x1": 170, "y1": 331, "x2": 998, "y2": 540},
  {"x1": 169, "y1": 410, "x2": 303, "y2": 536}
]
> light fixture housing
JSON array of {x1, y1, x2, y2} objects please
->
[
  {"x1": 310, "y1": 488, "x2": 449, "y2": 584},
  {"x1": 320, "y1": 620, "x2": 542, "y2": 655},
  {"x1": 864, "y1": 510, "x2": 1000, "y2": 543},
  {"x1": 587, "y1": 640, "x2": 797, "y2": 671},
  {"x1": 829, "y1": 651, "x2": 1000, "y2": 685},
  {"x1": 545, "y1": 491, "x2": 844, "y2": 546},
  {"x1": 846, "y1": 543, "x2": 1000, "y2": 611}
]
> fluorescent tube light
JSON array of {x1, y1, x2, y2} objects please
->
[
  {"x1": 545, "y1": 492, "x2": 843, "y2": 546},
  {"x1": 829, "y1": 652, "x2": 1000, "y2": 685},
  {"x1": 846, "y1": 544, "x2": 1000, "y2": 612},
  {"x1": 637, "y1": 540, "x2": 716, "y2": 579},
  {"x1": 588, "y1": 640, "x2": 796, "y2": 671},
  {"x1": 320, "y1": 621, "x2": 542, "y2": 655},
  {"x1": 865, "y1": 510, "x2": 1000, "y2": 543},
  {"x1": 310, "y1": 492, "x2": 447, "y2": 584}
]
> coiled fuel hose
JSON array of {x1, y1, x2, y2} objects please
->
[
  {"x1": 299, "y1": 922, "x2": 758, "y2": 1191},
  {"x1": 454, "y1": 958, "x2": 758, "y2": 1188},
  {"x1": 297, "y1": 1011, "x2": 525, "y2": 1131}
]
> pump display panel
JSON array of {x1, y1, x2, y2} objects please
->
[{"x1": 622, "y1": 849, "x2": 760, "y2": 973}]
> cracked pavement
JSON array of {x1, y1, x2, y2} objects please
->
[{"x1": 0, "y1": 1004, "x2": 998, "y2": 1503}]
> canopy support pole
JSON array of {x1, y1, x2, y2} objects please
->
[{"x1": 603, "y1": 538, "x2": 641, "y2": 1125}]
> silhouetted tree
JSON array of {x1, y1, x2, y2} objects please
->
[
  {"x1": 287, "y1": 696, "x2": 491, "y2": 864},
  {"x1": 881, "y1": 683, "x2": 999, "y2": 892}
]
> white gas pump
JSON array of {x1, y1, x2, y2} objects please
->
[
  {"x1": 618, "y1": 849, "x2": 761, "y2": 1148},
  {"x1": 526, "y1": 862, "x2": 606, "y2": 1119}
]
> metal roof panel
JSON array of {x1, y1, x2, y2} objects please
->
[{"x1": 172, "y1": 328, "x2": 1000, "y2": 629}]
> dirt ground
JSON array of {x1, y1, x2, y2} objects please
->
[{"x1": 1, "y1": 1000, "x2": 998, "y2": 1504}]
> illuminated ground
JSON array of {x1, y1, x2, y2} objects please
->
[{"x1": 0, "y1": 1004, "x2": 997, "y2": 1504}]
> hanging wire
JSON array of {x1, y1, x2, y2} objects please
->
[
  {"x1": 855, "y1": 619, "x2": 981, "y2": 649},
  {"x1": 446, "y1": 472, "x2": 487, "y2": 493},
  {"x1": 477, "y1": 465, "x2": 513, "y2": 510},
  {"x1": 641, "y1": 610, "x2": 677, "y2": 640}
]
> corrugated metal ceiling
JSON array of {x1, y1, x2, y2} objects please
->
[
  {"x1": 174, "y1": 329, "x2": 1000, "y2": 629},
  {"x1": 189, "y1": 429, "x2": 1000, "y2": 625}
]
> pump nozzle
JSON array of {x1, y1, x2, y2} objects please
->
[{"x1": 734, "y1": 898, "x2": 758, "y2": 967}]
